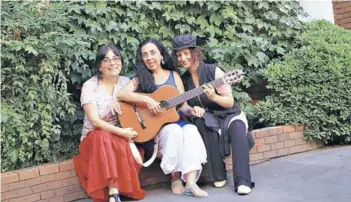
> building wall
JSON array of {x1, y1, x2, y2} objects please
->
[{"x1": 333, "y1": 0, "x2": 351, "y2": 29}]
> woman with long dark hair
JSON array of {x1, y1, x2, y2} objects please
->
[
  {"x1": 118, "y1": 38, "x2": 208, "y2": 198},
  {"x1": 73, "y1": 44, "x2": 145, "y2": 202}
]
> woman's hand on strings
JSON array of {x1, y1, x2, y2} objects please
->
[
  {"x1": 110, "y1": 99, "x2": 122, "y2": 115},
  {"x1": 146, "y1": 97, "x2": 164, "y2": 115},
  {"x1": 190, "y1": 106, "x2": 205, "y2": 118}
]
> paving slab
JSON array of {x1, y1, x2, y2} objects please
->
[{"x1": 76, "y1": 146, "x2": 351, "y2": 202}]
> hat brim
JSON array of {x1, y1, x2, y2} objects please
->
[{"x1": 173, "y1": 45, "x2": 197, "y2": 51}]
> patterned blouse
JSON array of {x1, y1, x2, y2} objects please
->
[{"x1": 80, "y1": 75, "x2": 130, "y2": 139}]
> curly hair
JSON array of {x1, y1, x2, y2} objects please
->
[{"x1": 134, "y1": 38, "x2": 180, "y2": 93}]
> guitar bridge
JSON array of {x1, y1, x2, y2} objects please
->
[{"x1": 133, "y1": 105, "x2": 147, "y2": 129}]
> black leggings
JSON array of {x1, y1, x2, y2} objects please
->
[{"x1": 193, "y1": 118, "x2": 252, "y2": 189}]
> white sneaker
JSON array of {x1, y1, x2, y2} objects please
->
[
  {"x1": 237, "y1": 185, "x2": 251, "y2": 195},
  {"x1": 213, "y1": 180, "x2": 227, "y2": 188}
]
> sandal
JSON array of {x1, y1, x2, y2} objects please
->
[
  {"x1": 171, "y1": 180, "x2": 185, "y2": 195},
  {"x1": 109, "y1": 193, "x2": 121, "y2": 202},
  {"x1": 184, "y1": 183, "x2": 208, "y2": 198}
]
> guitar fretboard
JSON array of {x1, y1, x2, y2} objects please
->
[{"x1": 165, "y1": 77, "x2": 225, "y2": 108}]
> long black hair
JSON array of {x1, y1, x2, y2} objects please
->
[
  {"x1": 95, "y1": 44, "x2": 124, "y2": 79},
  {"x1": 134, "y1": 38, "x2": 179, "y2": 93}
]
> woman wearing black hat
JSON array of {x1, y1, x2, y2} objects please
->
[
  {"x1": 117, "y1": 38, "x2": 208, "y2": 198},
  {"x1": 172, "y1": 34, "x2": 255, "y2": 195}
]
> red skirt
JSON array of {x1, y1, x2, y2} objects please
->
[{"x1": 73, "y1": 129, "x2": 145, "y2": 201}]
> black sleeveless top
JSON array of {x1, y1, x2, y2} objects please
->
[{"x1": 181, "y1": 61, "x2": 241, "y2": 115}]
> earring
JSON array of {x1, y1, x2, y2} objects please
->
[{"x1": 161, "y1": 59, "x2": 165, "y2": 65}]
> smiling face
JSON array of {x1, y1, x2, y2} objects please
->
[
  {"x1": 175, "y1": 48, "x2": 196, "y2": 69},
  {"x1": 141, "y1": 42, "x2": 164, "y2": 71},
  {"x1": 99, "y1": 50, "x2": 122, "y2": 77}
]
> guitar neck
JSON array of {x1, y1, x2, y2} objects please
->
[{"x1": 166, "y1": 77, "x2": 225, "y2": 108}]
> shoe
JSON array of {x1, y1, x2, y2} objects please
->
[
  {"x1": 171, "y1": 180, "x2": 185, "y2": 195},
  {"x1": 213, "y1": 180, "x2": 227, "y2": 188},
  {"x1": 237, "y1": 185, "x2": 251, "y2": 195},
  {"x1": 109, "y1": 193, "x2": 121, "y2": 202},
  {"x1": 184, "y1": 183, "x2": 208, "y2": 198}
]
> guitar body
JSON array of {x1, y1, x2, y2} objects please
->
[{"x1": 118, "y1": 86, "x2": 180, "y2": 143}]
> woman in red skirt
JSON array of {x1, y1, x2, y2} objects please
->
[{"x1": 73, "y1": 44, "x2": 145, "y2": 202}]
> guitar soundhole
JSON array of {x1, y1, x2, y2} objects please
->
[{"x1": 159, "y1": 101, "x2": 169, "y2": 109}]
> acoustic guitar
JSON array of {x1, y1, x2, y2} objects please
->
[{"x1": 118, "y1": 69, "x2": 245, "y2": 143}]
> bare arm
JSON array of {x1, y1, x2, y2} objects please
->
[
  {"x1": 117, "y1": 78, "x2": 163, "y2": 114},
  {"x1": 204, "y1": 67, "x2": 234, "y2": 108},
  {"x1": 117, "y1": 78, "x2": 152, "y2": 103},
  {"x1": 83, "y1": 103, "x2": 137, "y2": 139}
]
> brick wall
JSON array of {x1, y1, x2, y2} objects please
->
[
  {"x1": 1, "y1": 125, "x2": 323, "y2": 201},
  {"x1": 333, "y1": 0, "x2": 351, "y2": 30}
]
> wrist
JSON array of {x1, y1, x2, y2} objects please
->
[{"x1": 210, "y1": 94, "x2": 220, "y2": 102}]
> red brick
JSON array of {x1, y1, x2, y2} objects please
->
[
  {"x1": 40, "y1": 190, "x2": 55, "y2": 199},
  {"x1": 24, "y1": 177, "x2": 41, "y2": 186},
  {"x1": 250, "y1": 153, "x2": 264, "y2": 161},
  {"x1": 277, "y1": 148, "x2": 289, "y2": 156},
  {"x1": 283, "y1": 125, "x2": 295, "y2": 133},
  {"x1": 70, "y1": 170, "x2": 77, "y2": 177},
  {"x1": 59, "y1": 161, "x2": 74, "y2": 172},
  {"x1": 270, "y1": 142, "x2": 284, "y2": 150},
  {"x1": 32, "y1": 183, "x2": 48, "y2": 193},
  {"x1": 295, "y1": 137, "x2": 306, "y2": 145},
  {"x1": 6, "y1": 181, "x2": 25, "y2": 191},
  {"x1": 343, "y1": 12, "x2": 351, "y2": 18},
  {"x1": 1, "y1": 173, "x2": 19, "y2": 184},
  {"x1": 277, "y1": 133, "x2": 290, "y2": 141},
  {"x1": 333, "y1": 2, "x2": 344, "y2": 9},
  {"x1": 284, "y1": 139, "x2": 296, "y2": 147},
  {"x1": 1, "y1": 187, "x2": 32, "y2": 200},
  {"x1": 295, "y1": 125, "x2": 304, "y2": 131},
  {"x1": 289, "y1": 131, "x2": 304, "y2": 139},
  {"x1": 18, "y1": 168, "x2": 39, "y2": 180},
  {"x1": 265, "y1": 135, "x2": 278, "y2": 144},
  {"x1": 251, "y1": 131, "x2": 257, "y2": 139},
  {"x1": 289, "y1": 145, "x2": 302, "y2": 154},
  {"x1": 255, "y1": 129, "x2": 271, "y2": 138},
  {"x1": 55, "y1": 184, "x2": 82, "y2": 196},
  {"x1": 40, "y1": 174, "x2": 56, "y2": 183},
  {"x1": 269, "y1": 126, "x2": 283, "y2": 135},
  {"x1": 254, "y1": 138, "x2": 265, "y2": 146},
  {"x1": 39, "y1": 164, "x2": 59, "y2": 175},
  {"x1": 62, "y1": 177, "x2": 79, "y2": 186},
  {"x1": 8, "y1": 193, "x2": 41, "y2": 202},
  {"x1": 249, "y1": 146, "x2": 257, "y2": 154},
  {"x1": 46, "y1": 180, "x2": 64, "y2": 190},
  {"x1": 63, "y1": 191, "x2": 88, "y2": 201},
  {"x1": 256, "y1": 144, "x2": 271, "y2": 152},
  {"x1": 264, "y1": 150, "x2": 277, "y2": 159},
  {"x1": 1, "y1": 184, "x2": 10, "y2": 192},
  {"x1": 344, "y1": 22, "x2": 351, "y2": 29},
  {"x1": 340, "y1": 17, "x2": 351, "y2": 24},
  {"x1": 37, "y1": 196, "x2": 64, "y2": 202},
  {"x1": 56, "y1": 171, "x2": 71, "y2": 180}
]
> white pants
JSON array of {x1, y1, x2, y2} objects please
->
[{"x1": 157, "y1": 123, "x2": 207, "y2": 182}]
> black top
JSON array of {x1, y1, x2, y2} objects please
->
[{"x1": 181, "y1": 61, "x2": 241, "y2": 115}]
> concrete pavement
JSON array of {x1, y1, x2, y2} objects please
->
[{"x1": 77, "y1": 146, "x2": 351, "y2": 202}]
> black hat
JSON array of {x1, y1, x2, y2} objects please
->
[{"x1": 172, "y1": 34, "x2": 197, "y2": 51}]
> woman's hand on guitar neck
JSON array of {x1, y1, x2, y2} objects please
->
[{"x1": 146, "y1": 97, "x2": 164, "y2": 115}]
